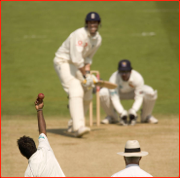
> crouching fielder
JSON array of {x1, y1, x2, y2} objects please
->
[
  {"x1": 100, "y1": 59, "x2": 158, "y2": 126},
  {"x1": 53, "y1": 12, "x2": 102, "y2": 137}
]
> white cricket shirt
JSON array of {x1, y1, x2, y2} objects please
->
[
  {"x1": 111, "y1": 164, "x2": 153, "y2": 177},
  {"x1": 55, "y1": 27, "x2": 102, "y2": 68},
  {"x1": 109, "y1": 70, "x2": 144, "y2": 113},
  {"x1": 25, "y1": 133, "x2": 65, "y2": 177}
]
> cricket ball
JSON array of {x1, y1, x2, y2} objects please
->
[{"x1": 38, "y1": 93, "x2": 45, "y2": 99}]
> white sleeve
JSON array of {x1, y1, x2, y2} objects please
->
[
  {"x1": 84, "y1": 57, "x2": 92, "y2": 65},
  {"x1": 131, "y1": 89, "x2": 143, "y2": 112},
  {"x1": 38, "y1": 133, "x2": 53, "y2": 151},
  {"x1": 131, "y1": 76, "x2": 144, "y2": 112},
  {"x1": 69, "y1": 32, "x2": 86, "y2": 68},
  {"x1": 85, "y1": 36, "x2": 102, "y2": 64},
  {"x1": 109, "y1": 72, "x2": 124, "y2": 114},
  {"x1": 110, "y1": 90, "x2": 124, "y2": 114}
]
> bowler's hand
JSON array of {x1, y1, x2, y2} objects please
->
[{"x1": 35, "y1": 97, "x2": 44, "y2": 111}]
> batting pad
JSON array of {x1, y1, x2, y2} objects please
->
[{"x1": 141, "y1": 90, "x2": 157, "y2": 122}]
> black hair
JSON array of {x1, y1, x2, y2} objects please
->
[{"x1": 17, "y1": 136, "x2": 37, "y2": 159}]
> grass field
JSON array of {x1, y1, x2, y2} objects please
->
[
  {"x1": 1, "y1": 1, "x2": 179, "y2": 116},
  {"x1": 1, "y1": 1, "x2": 179, "y2": 177}
]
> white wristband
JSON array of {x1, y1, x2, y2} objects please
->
[{"x1": 37, "y1": 109, "x2": 43, "y2": 112}]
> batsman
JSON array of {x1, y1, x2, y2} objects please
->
[
  {"x1": 53, "y1": 12, "x2": 102, "y2": 137},
  {"x1": 100, "y1": 59, "x2": 158, "y2": 126}
]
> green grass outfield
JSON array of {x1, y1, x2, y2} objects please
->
[{"x1": 1, "y1": 1, "x2": 179, "y2": 117}]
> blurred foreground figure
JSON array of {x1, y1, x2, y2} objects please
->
[
  {"x1": 17, "y1": 96, "x2": 65, "y2": 177},
  {"x1": 111, "y1": 140, "x2": 153, "y2": 177}
]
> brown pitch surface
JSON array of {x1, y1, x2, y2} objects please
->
[{"x1": 1, "y1": 115, "x2": 179, "y2": 177}]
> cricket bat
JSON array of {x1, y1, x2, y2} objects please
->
[
  {"x1": 76, "y1": 70, "x2": 117, "y2": 89},
  {"x1": 94, "y1": 80, "x2": 117, "y2": 89}
]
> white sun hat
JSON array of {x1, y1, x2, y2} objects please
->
[{"x1": 117, "y1": 140, "x2": 148, "y2": 157}]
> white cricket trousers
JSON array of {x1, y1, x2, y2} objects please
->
[
  {"x1": 53, "y1": 57, "x2": 92, "y2": 131},
  {"x1": 100, "y1": 85, "x2": 157, "y2": 121}
]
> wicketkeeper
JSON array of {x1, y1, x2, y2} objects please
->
[
  {"x1": 100, "y1": 59, "x2": 158, "y2": 126},
  {"x1": 53, "y1": 12, "x2": 102, "y2": 137}
]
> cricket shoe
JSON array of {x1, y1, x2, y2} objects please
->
[
  {"x1": 146, "y1": 115, "x2": 158, "y2": 124},
  {"x1": 101, "y1": 116, "x2": 117, "y2": 124},
  {"x1": 141, "y1": 115, "x2": 158, "y2": 124},
  {"x1": 75, "y1": 126, "x2": 91, "y2": 138},
  {"x1": 119, "y1": 116, "x2": 128, "y2": 126}
]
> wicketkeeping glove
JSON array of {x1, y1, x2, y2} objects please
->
[
  {"x1": 119, "y1": 110, "x2": 128, "y2": 125},
  {"x1": 128, "y1": 108, "x2": 137, "y2": 117},
  {"x1": 120, "y1": 110, "x2": 128, "y2": 118},
  {"x1": 128, "y1": 108, "x2": 137, "y2": 120},
  {"x1": 128, "y1": 108, "x2": 137, "y2": 125}
]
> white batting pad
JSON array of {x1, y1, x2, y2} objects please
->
[
  {"x1": 83, "y1": 87, "x2": 93, "y2": 114},
  {"x1": 141, "y1": 89, "x2": 158, "y2": 122},
  {"x1": 83, "y1": 100, "x2": 91, "y2": 115},
  {"x1": 69, "y1": 97, "x2": 85, "y2": 131},
  {"x1": 68, "y1": 79, "x2": 85, "y2": 131}
]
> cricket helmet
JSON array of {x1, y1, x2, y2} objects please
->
[
  {"x1": 118, "y1": 59, "x2": 133, "y2": 71},
  {"x1": 85, "y1": 12, "x2": 101, "y2": 24}
]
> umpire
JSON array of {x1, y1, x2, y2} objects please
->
[{"x1": 111, "y1": 140, "x2": 153, "y2": 177}]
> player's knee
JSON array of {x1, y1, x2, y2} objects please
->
[
  {"x1": 69, "y1": 80, "x2": 83, "y2": 98},
  {"x1": 143, "y1": 85, "x2": 155, "y2": 95},
  {"x1": 143, "y1": 86, "x2": 158, "y2": 100}
]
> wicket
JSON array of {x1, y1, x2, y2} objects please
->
[{"x1": 89, "y1": 71, "x2": 100, "y2": 126}]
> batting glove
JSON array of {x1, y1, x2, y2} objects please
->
[
  {"x1": 91, "y1": 74, "x2": 98, "y2": 83},
  {"x1": 82, "y1": 74, "x2": 94, "y2": 88}
]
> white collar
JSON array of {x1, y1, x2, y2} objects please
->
[{"x1": 126, "y1": 164, "x2": 139, "y2": 168}]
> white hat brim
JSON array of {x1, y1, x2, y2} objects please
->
[{"x1": 117, "y1": 151, "x2": 148, "y2": 157}]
